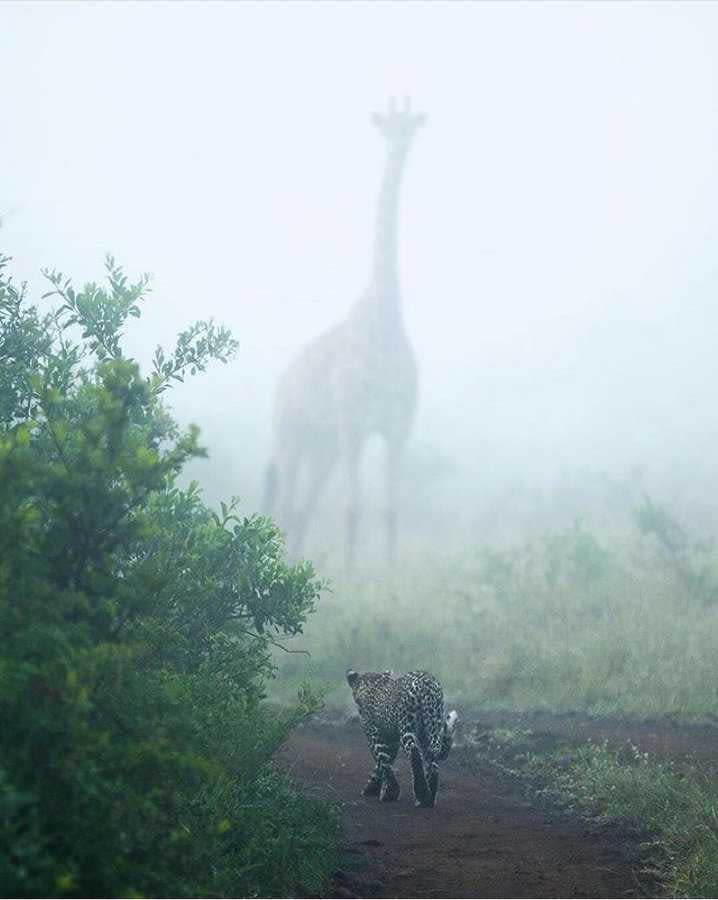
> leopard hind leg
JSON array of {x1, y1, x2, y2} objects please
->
[
  {"x1": 399, "y1": 717, "x2": 432, "y2": 807},
  {"x1": 427, "y1": 760, "x2": 439, "y2": 805}
]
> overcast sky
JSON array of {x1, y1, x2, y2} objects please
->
[{"x1": 3, "y1": 0, "x2": 718, "y2": 502}]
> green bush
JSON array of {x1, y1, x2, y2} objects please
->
[
  {"x1": 634, "y1": 494, "x2": 718, "y2": 606},
  {"x1": 0, "y1": 255, "x2": 338, "y2": 897}
]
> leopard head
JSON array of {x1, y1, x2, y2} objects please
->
[{"x1": 346, "y1": 669, "x2": 393, "y2": 713}]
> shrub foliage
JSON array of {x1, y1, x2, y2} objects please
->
[{"x1": 0, "y1": 255, "x2": 336, "y2": 897}]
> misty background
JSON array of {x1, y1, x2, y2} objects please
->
[{"x1": 3, "y1": 0, "x2": 718, "y2": 571}]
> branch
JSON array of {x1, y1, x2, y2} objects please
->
[{"x1": 236, "y1": 627, "x2": 311, "y2": 656}]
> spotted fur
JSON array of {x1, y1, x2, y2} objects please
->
[{"x1": 346, "y1": 669, "x2": 458, "y2": 807}]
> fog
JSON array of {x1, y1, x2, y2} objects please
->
[{"x1": 4, "y1": 0, "x2": 718, "y2": 570}]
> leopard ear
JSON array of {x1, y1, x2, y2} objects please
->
[
  {"x1": 383, "y1": 669, "x2": 394, "y2": 677},
  {"x1": 346, "y1": 669, "x2": 360, "y2": 687},
  {"x1": 446, "y1": 710, "x2": 459, "y2": 734}
]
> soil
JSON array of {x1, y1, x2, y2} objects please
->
[{"x1": 279, "y1": 713, "x2": 708, "y2": 899}]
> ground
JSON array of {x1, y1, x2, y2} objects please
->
[{"x1": 280, "y1": 713, "x2": 711, "y2": 898}]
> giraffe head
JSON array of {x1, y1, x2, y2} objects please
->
[{"x1": 372, "y1": 97, "x2": 426, "y2": 145}]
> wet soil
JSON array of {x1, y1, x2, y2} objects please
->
[{"x1": 282, "y1": 715, "x2": 678, "y2": 898}]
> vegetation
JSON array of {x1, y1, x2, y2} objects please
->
[
  {"x1": 4, "y1": 249, "x2": 718, "y2": 897},
  {"x1": 473, "y1": 724, "x2": 718, "y2": 897},
  {"x1": 0, "y1": 255, "x2": 339, "y2": 898},
  {"x1": 272, "y1": 493, "x2": 718, "y2": 895},
  {"x1": 278, "y1": 511, "x2": 718, "y2": 721}
]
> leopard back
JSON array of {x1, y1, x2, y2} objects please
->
[{"x1": 347, "y1": 669, "x2": 454, "y2": 761}]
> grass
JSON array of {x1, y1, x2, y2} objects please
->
[
  {"x1": 269, "y1": 505, "x2": 718, "y2": 896},
  {"x1": 471, "y1": 725, "x2": 718, "y2": 897},
  {"x1": 274, "y1": 532, "x2": 718, "y2": 720},
  {"x1": 222, "y1": 765, "x2": 343, "y2": 898}
]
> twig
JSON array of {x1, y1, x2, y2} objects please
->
[{"x1": 237, "y1": 628, "x2": 311, "y2": 656}]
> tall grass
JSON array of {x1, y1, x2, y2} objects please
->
[{"x1": 276, "y1": 511, "x2": 718, "y2": 721}]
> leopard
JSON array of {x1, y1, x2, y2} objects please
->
[{"x1": 346, "y1": 669, "x2": 458, "y2": 807}]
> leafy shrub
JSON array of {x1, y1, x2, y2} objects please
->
[
  {"x1": 0, "y1": 255, "x2": 338, "y2": 897},
  {"x1": 634, "y1": 494, "x2": 718, "y2": 605}
]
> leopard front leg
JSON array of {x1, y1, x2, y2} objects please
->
[
  {"x1": 362, "y1": 762, "x2": 382, "y2": 797},
  {"x1": 362, "y1": 727, "x2": 400, "y2": 801}
]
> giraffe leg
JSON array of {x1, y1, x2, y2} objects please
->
[
  {"x1": 278, "y1": 451, "x2": 300, "y2": 550},
  {"x1": 344, "y1": 447, "x2": 361, "y2": 575},
  {"x1": 292, "y1": 450, "x2": 334, "y2": 556},
  {"x1": 385, "y1": 441, "x2": 403, "y2": 568}
]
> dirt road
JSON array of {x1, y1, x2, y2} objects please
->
[{"x1": 283, "y1": 718, "x2": 657, "y2": 898}]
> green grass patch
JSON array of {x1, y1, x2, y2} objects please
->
[{"x1": 472, "y1": 726, "x2": 718, "y2": 897}]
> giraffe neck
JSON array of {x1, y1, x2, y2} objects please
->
[{"x1": 369, "y1": 141, "x2": 410, "y2": 306}]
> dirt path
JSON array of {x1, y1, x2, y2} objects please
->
[{"x1": 283, "y1": 718, "x2": 655, "y2": 898}]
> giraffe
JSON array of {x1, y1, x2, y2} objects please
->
[{"x1": 265, "y1": 98, "x2": 424, "y2": 572}]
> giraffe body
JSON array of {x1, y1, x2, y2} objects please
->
[{"x1": 267, "y1": 100, "x2": 424, "y2": 570}]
